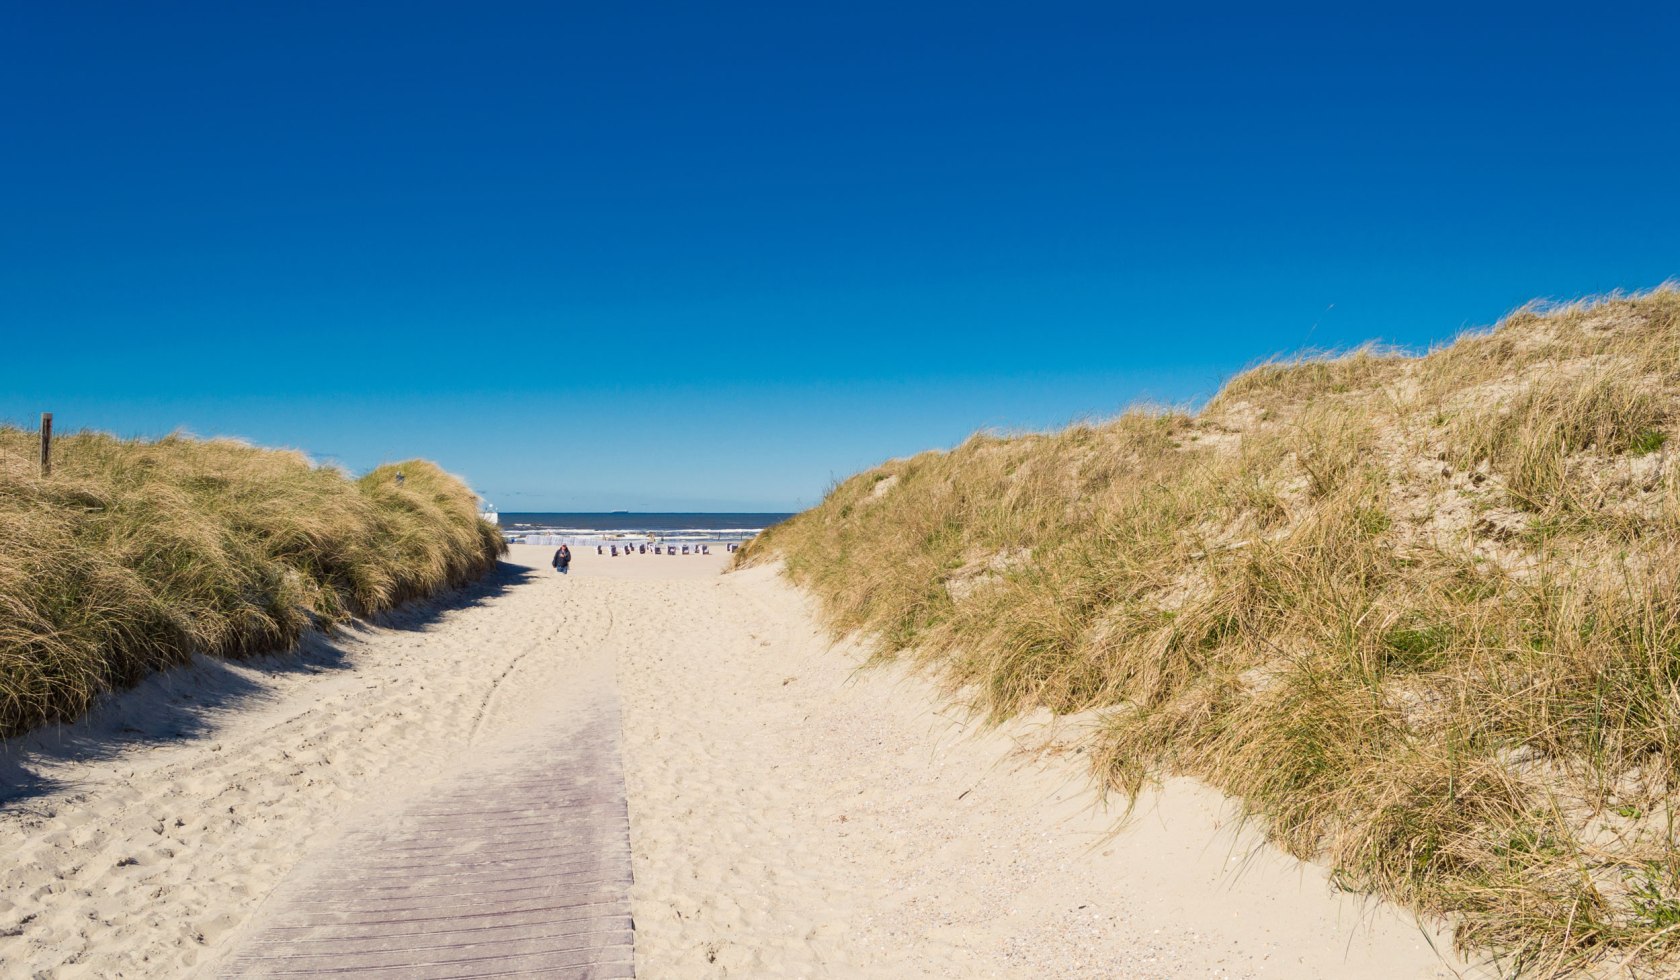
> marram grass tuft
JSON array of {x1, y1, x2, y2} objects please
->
[{"x1": 0, "y1": 430, "x2": 504, "y2": 738}]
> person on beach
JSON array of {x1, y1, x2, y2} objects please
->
[{"x1": 552, "y1": 544, "x2": 572, "y2": 575}]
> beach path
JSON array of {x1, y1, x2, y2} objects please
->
[{"x1": 2, "y1": 544, "x2": 1480, "y2": 979}]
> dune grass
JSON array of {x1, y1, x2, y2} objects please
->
[
  {"x1": 741, "y1": 286, "x2": 1680, "y2": 975},
  {"x1": 0, "y1": 429, "x2": 504, "y2": 738}
]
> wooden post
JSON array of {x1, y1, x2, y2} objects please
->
[{"x1": 39, "y1": 412, "x2": 52, "y2": 477}]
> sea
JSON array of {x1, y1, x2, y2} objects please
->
[{"x1": 496, "y1": 512, "x2": 794, "y2": 548}]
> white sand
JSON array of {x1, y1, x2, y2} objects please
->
[{"x1": 0, "y1": 544, "x2": 1479, "y2": 978}]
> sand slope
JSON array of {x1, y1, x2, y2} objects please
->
[
  {"x1": 613, "y1": 557, "x2": 1472, "y2": 979},
  {"x1": 1, "y1": 545, "x2": 1474, "y2": 978}
]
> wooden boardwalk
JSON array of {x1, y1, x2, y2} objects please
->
[{"x1": 219, "y1": 693, "x2": 635, "y2": 979}]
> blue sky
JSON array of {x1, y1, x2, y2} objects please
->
[{"x1": 4, "y1": 2, "x2": 1677, "y2": 511}]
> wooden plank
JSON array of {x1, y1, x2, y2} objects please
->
[
  {"x1": 39, "y1": 411, "x2": 51, "y2": 477},
  {"x1": 219, "y1": 692, "x2": 636, "y2": 979}
]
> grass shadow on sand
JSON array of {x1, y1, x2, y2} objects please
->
[{"x1": 0, "y1": 559, "x2": 533, "y2": 809}]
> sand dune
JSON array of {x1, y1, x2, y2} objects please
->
[{"x1": 0, "y1": 545, "x2": 1472, "y2": 977}]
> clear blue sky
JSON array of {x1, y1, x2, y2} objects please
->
[{"x1": 4, "y1": 3, "x2": 1677, "y2": 511}]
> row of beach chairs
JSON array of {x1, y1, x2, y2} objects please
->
[{"x1": 595, "y1": 543, "x2": 741, "y2": 557}]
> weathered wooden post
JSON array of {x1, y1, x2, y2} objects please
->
[{"x1": 39, "y1": 412, "x2": 52, "y2": 477}]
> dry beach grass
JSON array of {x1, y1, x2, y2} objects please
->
[
  {"x1": 741, "y1": 287, "x2": 1680, "y2": 975},
  {"x1": 0, "y1": 429, "x2": 503, "y2": 737}
]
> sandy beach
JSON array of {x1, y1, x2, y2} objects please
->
[{"x1": 1, "y1": 544, "x2": 1472, "y2": 978}]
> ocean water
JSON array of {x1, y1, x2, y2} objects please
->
[{"x1": 496, "y1": 512, "x2": 794, "y2": 547}]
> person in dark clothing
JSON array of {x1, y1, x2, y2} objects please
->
[{"x1": 552, "y1": 544, "x2": 572, "y2": 574}]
